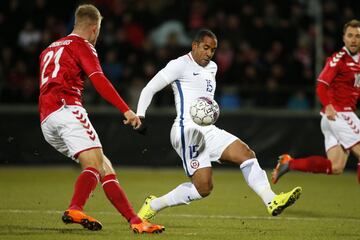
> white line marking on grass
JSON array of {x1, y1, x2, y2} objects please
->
[
  {"x1": 1, "y1": 209, "x2": 359, "y2": 223},
  {"x1": 161, "y1": 213, "x2": 360, "y2": 223}
]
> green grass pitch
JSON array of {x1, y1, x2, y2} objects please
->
[{"x1": 0, "y1": 167, "x2": 359, "y2": 240}]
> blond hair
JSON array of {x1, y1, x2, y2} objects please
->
[
  {"x1": 74, "y1": 4, "x2": 103, "y2": 28},
  {"x1": 343, "y1": 19, "x2": 360, "y2": 34}
]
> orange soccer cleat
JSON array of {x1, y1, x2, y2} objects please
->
[
  {"x1": 131, "y1": 220, "x2": 165, "y2": 234},
  {"x1": 62, "y1": 209, "x2": 102, "y2": 231},
  {"x1": 271, "y1": 154, "x2": 293, "y2": 184}
]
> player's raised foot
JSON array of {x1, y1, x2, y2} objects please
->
[
  {"x1": 62, "y1": 209, "x2": 102, "y2": 231},
  {"x1": 267, "y1": 186, "x2": 302, "y2": 216},
  {"x1": 138, "y1": 195, "x2": 158, "y2": 220},
  {"x1": 131, "y1": 220, "x2": 165, "y2": 234},
  {"x1": 271, "y1": 154, "x2": 293, "y2": 184}
]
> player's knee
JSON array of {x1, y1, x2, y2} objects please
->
[
  {"x1": 89, "y1": 164, "x2": 106, "y2": 177},
  {"x1": 331, "y1": 160, "x2": 345, "y2": 174},
  {"x1": 235, "y1": 147, "x2": 255, "y2": 164},
  {"x1": 237, "y1": 147, "x2": 255, "y2": 163},
  {"x1": 331, "y1": 165, "x2": 344, "y2": 174},
  {"x1": 97, "y1": 166, "x2": 106, "y2": 177},
  {"x1": 80, "y1": 159, "x2": 105, "y2": 176},
  {"x1": 245, "y1": 148, "x2": 256, "y2": 159},
  {"x1": 196, "y1": 183, "x2": 213, "y2": 197}
]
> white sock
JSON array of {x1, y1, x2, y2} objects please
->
[
  {"x1": 150, "y1": 182, "x2": 202, "y2": 211},
  {"x1": 240, "y1": 158, "x2": 275, "y2": 205}
]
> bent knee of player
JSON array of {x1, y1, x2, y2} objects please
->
[
  {"x1": 244, "y1": 148, "x2": 256, "y2": 159},
  {"x1": 236, "y1": 140, "x2": 256, "y2": 159},
  {"x1": 78, "y1": 151, "x2": 106, "y2": 175},
  {"x1": 196, "y1": 182, "x2": 213, "y2": 197},
  {"x1": 331, "y1": 165, "x2": 344, "y2": 174},
  {"x1": 236, "y1": 147, "x2": 256, "y2": 164},
  {"x1": 329, "y1": 158, "x2": 346, "y2": 174},
  {"x1": 84, "y1": 161, "x2": 106, "y2": 176}
]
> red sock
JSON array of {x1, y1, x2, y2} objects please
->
[
  {"x1": 289, "y1": 156, "x2": 332, "y2": 174},
  {"x1": 101, "y1": 174, "x2": 141, "y2": 224},
  {"x1": 357, "y1": 162, "x2": 360, "y2": 183},
  {"x1": 69, "y1": 167, "x2": 100, "y2": 211}
]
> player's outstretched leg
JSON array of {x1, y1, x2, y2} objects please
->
[
  {"x1": 62, "y1": 209, "x2": 103, "y2": 231},
  {"x1": 138, "y1": 195, "x2": 158, "y2": 221},
  {"x1": 267, "y1": 186, "x2": 302, "y2": 216},
  {"x1": 271, "y1": 154, "x2": 293, "y2": 184},
  {"x1": 130, "y1": 220, "x2": 165, "y2": 234}
]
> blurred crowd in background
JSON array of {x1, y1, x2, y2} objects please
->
[{"x1": 0, "y1": 0, "x2": 358, "y2": 110}]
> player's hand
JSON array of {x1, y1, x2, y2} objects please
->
[
  {"x1": 123, "y1": 110, "x2": 141, "y2": 129},
  {"x1": 325, "y1": 104, "x2": 337, "y2": 121},
  {"x1": 135, "y1": 116, "x2": 147, "y2": 135}
]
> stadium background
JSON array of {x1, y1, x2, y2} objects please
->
[{"x1": 0, "y1": 0, "x2": 359, "y2": 169}]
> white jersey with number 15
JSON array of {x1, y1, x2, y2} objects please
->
[{"x1": 160, "y1": 52, "x2": 217, "y2": 126}]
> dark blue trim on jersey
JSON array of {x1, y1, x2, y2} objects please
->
[{"x1": 175, "y1": 80, "x2": 190, "y2": 176}]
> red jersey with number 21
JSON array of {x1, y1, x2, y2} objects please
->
[
  {"x1": 39, "y1": 34, "x2": 102, "y2": 122},
  {"x1": 317, "y1": 47, "x2": 360, "y2": 112}
]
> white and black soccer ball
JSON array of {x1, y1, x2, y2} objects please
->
[{"x1": 189, "y1": 97, "x2": 220, "y2": 126}]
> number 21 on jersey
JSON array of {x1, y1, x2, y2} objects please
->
[{"x1": 40, "y1": 47, "x2": 64, "y2": 87}]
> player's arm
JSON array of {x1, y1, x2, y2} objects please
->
[
  {"x1": 136, "y1": 72, "x2": 169, "y2": 117},
  {"x1": 132, "y1": 72, "x2": 169, "y2": 135},
  {"x1": 137, "y1": 59, "x2": 181, "y2": 117},
  {"x1": 316, "y1": 57, "x2": 338, "y2": 120},
  {"x1": 89, "y1": 73, "x2": 140, "y2": 128},
  {"x1": 316, "y1": 81, "x2": 337, "y2": 120},
  {"x1": 136, "y1": 59, "x2": 181, "y2": 134},
  {"x1": 77, "y1": 42, "x2": 140, "y2": 128}
]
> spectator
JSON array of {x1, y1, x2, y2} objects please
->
[
  {"x1": 18, "y1": 21, "x2": 41, "y2": 50},
  {"x1": 1, "y1": 0, "x2": 359, "y2": 110}
]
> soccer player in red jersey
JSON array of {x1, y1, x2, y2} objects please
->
[
  {"x1": 272, "y1": 19, "x2": 360, "y2": 184},
  {"x1": 39, "y1": 4, "x2": 164, "y2": 233}
]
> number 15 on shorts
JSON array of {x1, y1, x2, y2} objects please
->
[{"x1": 189, "y1": 145, "x2": 199, "y2": 159}]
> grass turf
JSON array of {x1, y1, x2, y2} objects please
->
[{"x1": 0, "y1": 167, "x2": 359, "y2": 240}]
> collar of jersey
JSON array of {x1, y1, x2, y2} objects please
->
[{"x1": 343, "y1": 46, "x2": 359, "y2": 62}]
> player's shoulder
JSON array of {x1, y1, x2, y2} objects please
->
[
  {"x1": 69, "y1": 35, "x2": 95, "y2": 49},
  {"x1": 172, "y1": 54, "x2": 192, "y2": 64},
  {"x1": 207, "y1": 60, "x2": 217, "y2": 70},
  {"x1": 326, "y1": 48, "x2": 347, "y2": 67},
  {"x1": 68, "y1": 35, "x2": 99, "y2": 58},
  {"x1": 46, "y1": 35, "x2": 77, "y2": 48},
  {"x1": 42, "y1": 35, "x2": 78, "y2": 54},
  {"x1": 328, "y1": 48, "x2": 347, "y2": 59},
  {"x1": 166, "y1": 54, "x2": 190, "y2": 68}
]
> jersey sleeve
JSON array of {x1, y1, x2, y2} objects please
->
[
  {"x1": 316, "y1": 81, "x2": 330, "y2": 106},
  {"x1": 136, "y1": 72, "x2": 169, "y2": 117},
  {"x1": 158, "y1": 59, "x2": 184, "y2": 84},
  {"x1": 75, "y1": 40, "x2": 103, "y2": 77},
  {"x1": 89, "y1": 73, "x2": 130, "y2": 113},
  {"x1": 75, "y1": 40, "x2": 130, "y2": 113},
  {"x1": 317, "y1": 56, "x2": 339, "y2": 86}
]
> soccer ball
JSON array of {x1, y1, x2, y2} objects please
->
[{"x1": 189, "y1": 97, "x2": 220, "y2": 126}]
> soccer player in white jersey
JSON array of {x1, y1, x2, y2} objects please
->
[{"x1": 136, "y1": 29, "x2": 302, "y2": 221}]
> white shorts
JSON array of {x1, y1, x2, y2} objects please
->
[
  {"x1": 321, "y1": 111, "x2": 360, "y2": 151},
  {"x1": 41, "y1": 105, "x2": 102, "y2": 161},
  {"x1": 170, "y1": 123, "x2": 238, "y2": 176}
]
